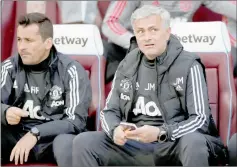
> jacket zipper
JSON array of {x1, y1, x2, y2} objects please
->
[{"x1": 157, "y1": 83, "x2": 168, "y2": 124}]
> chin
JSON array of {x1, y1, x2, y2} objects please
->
[
  {"x1": 144, "y1": 53, "x2": 157, "y2": 60},
  {"x1": 22, "y1": 60, "x2": 34, "y2": 65}
]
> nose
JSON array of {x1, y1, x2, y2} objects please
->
[
  {"x1": 143, "y1": 31, "x2": 152, "y2": 42},
  {"x1": 18, "y1": 40, "x2": 27, "y2": 52}
]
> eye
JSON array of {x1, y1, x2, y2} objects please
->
[
  {"x1": 137, "y1": 30, "x2": 143, "y2": 34},
  {"x1": 151, "y1": 28, "x2": 157, "y2": 32},
  {"x1": 17, "y1": 38, "x2": 21, "y2": 42}
]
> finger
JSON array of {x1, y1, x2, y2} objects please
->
[
  {"x1": 14, "y1": 109, "x2": 29, "y2": 117},
  {"x1": 115, "y1": 138, "x2": 126, "y2": 146},
  {"x1": 20, "y1": 148, "x2": 25, "y2": 164},
  {"x1": 7, "y1": 118, "x2": 19, "y2": 124},
  {"x1": 24, "y1": 149, "x2": 30, "y2": 162},
  {"x1": 125, "y1": 130, "x2": 139, "y2": 137},
  {"x1": 8, "y1": 113, "x2": 21, "y2": 120},
  {"x1": 124, "y1": 128, "x2": 131, "y2": 133},
  {"x1": 14, "y1": 148, "x2": 21, "y2": 165},
  {"x1": 114, "y1": 135, "x2": 124, "y2": 143},
  {"x1": 125, "y1": 136, "x2": 137, "y2": 140},
  {"x1": 10, "y1": 147, "x2": 16, "y2": 162}
]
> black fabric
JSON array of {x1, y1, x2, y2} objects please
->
[
  {"x1": 103, "y1": 40, "x2": 127, "y2": 84},
  {"x1": 72, "y1": 131, "x2": 224, "y2": 167},
  {"x1": 73, "y1": 131, "x2": 156, "y2": 167},
  {"x1": 24, "y1": 51, "x2": 51, "y2": 72},
  {"x1": 231, "y1": 46, "x2": 237, "y2": 77},
  {"x1": 129, "y1": 56, "x2": 164, "y2": 127},
  {"x1": 228, "y1": 133, "x2": 237, "y2": 166},
  {"x1": 21, "y1": 71, "x2": 48, "y2": 131}
]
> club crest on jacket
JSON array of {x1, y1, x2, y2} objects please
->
[
  {"x1": 50, "y1": 85, "x2": 63, "y2": 100},
  {"x1": 120, "y1": 79, "x2": 132, "y2": 93}
]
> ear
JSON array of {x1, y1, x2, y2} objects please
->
[
  {"x1": 44, "y1": 38, "x2": 53, "y2": 50},
  {"x1": 166, "y1": 27, "x2": 171, "y2": 41}
]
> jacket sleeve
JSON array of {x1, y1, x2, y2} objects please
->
[
  {"x1": 100, "y1": 71, "x2": 123, "y2": 139},
  {"x1": 102, "y1": 1, "x2": 139, "y2": 49},
  {"x1": 163, "y1": 61, "x2": 211, "y2": 141},
  {"x1": 1, "y1": 59, "x2": 14, "y2": 125},
  {"x1": 203, "y1": 1, "x2": 236, "y2": 21},
  {"x1": 35, "y1": 62, "x2": 92, "y2": 139}
]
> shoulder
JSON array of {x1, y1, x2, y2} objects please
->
[
  {"x1": 1, "y1": 56, "x2": 18, "y2": 73},
  {"x1": 179, "y1": 50, "x2": 200, "y2": 61},
  {"x1": 56, "y1": 52, "x2": 88, "y2": 80}
]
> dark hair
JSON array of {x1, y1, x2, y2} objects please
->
[{"x1": 18, "y1": 12, "x2": 53, "y2": 41}]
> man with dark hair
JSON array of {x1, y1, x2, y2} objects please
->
[{"x1": 1, "y1": 12, "x2": 92, "y2": 166}]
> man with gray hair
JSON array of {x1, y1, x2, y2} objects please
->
[
  {"x1": 72, "y1": 5, "x2": 226, "y2": 166},
  {"x1": 102, "y1": 1, "x2": 236, "y2": 83}
]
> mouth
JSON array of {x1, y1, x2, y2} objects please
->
[
  {"x1": 20, "y1": 54, "x2": 30, "y2": 57},
  {"x1": 144, "y1": 44, "x2": 155, "y2": 48}
]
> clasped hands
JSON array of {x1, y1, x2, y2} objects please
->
[{"x1": 113, "y1": 124, "x2": 160, "y2": 146}]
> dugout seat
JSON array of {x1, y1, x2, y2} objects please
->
[
  {"x1": 70, "y1": 55, "x2": 106, "y2": 131},
  {"x1": 53, "y1": 24, "x2": 106, "y2": 131},
  {"x1": 97, "y1": 1, "x2": 111, "y2": 21},
  {"x1": 196, "y1": 52, "x2": 237, "y2": 145}
]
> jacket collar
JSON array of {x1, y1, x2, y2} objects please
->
[
  {"x1": 16, "y1": 45, "x2": 58, "y2": 72},
  {"x1": 118, "y1": 34, "x2": 184, "y2": 78}
]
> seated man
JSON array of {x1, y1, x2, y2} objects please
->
[
  {"x1": 72, "y1": 5, "x2": 226, "y2": 166},
  {"x1": 1, "y1": 12, "x2": 92, "y2": 166}
]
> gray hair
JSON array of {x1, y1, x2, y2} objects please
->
[{"x1": 131, "y1": 5, "x2": 171, "y2": 29}]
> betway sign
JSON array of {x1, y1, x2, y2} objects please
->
[
  {"x1": 53, "y1": 24, "x2": 104, "y2": 56},
  {"x1": 171, "y1": 22, "x2": 231, "y2": 53}
]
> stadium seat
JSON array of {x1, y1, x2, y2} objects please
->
[
  {"x1": 105, "y1": 81, "x2": 113, "y2": 100},
  {"x1": 53, "y1": 24, "x2": 105, "y2": 131},
  {"x1": 70, "y1": 55, "x2": 106, "y2": 131},
  {"x1": 97, "y1": 1, "x2": 111, "y2": 20},
  {"x1": 192, "y1": 5, "x2": 222, "y2": 22},
  {"x1": 197, "y1": 52, "x2": 237, "y2": 145}
]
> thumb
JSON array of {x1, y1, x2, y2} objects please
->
[{"x1": 15, "y1": 109, "x2": 29, "y2": 117}]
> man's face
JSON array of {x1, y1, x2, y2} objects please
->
[
  {"x1": 17, "y1": 24, "x2": 51, "y2": 65},
  {"x1": 133, "y1": 14, "x2": 171, "y2": 60}
]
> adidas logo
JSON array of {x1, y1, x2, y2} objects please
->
[
  {"x1": 176, "y1": 85, "x2": 183, "y2": 91},
  {"x1": 24, "y1": 83, "x2": 30, "y2": 93},
  {"x1": 13, "y1": 80, "x2": 18, "y2": 89}
]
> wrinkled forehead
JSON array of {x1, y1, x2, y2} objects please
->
[
  {"x1": 132, "y1": 14, "x2": 164, "y2": 29},
  {"x1": 17, "y1": 24, "x2": 41, "y2": 38}
]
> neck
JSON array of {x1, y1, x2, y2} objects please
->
[{"x1": 25, "y1": 51, "x2": 51, "y2": 72}]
